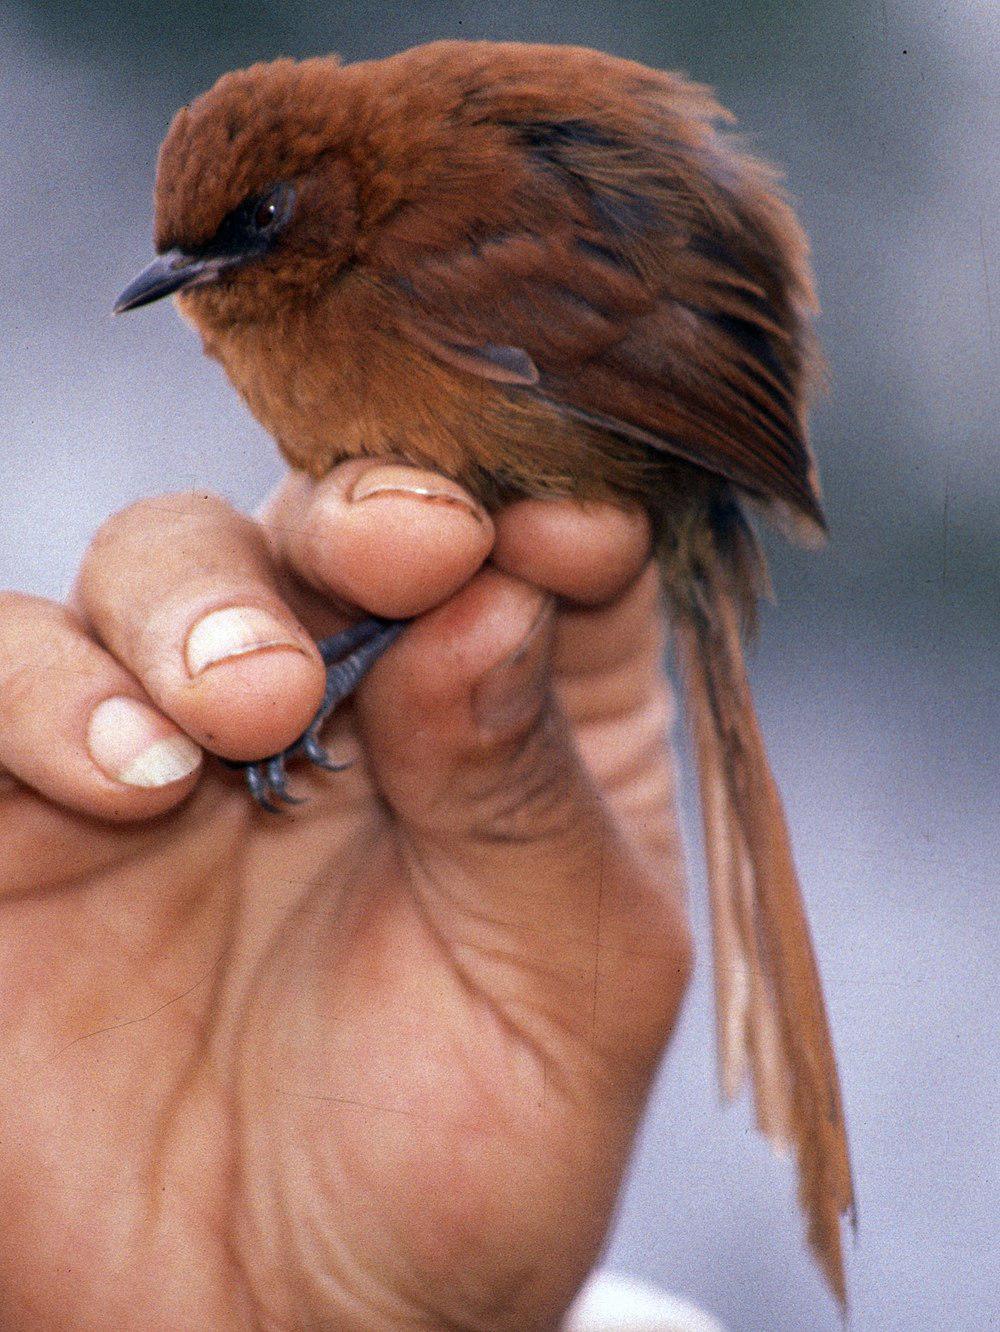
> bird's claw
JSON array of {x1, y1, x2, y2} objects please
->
[
  {"x1": 238, "y1": 757, "x2": 285, "y2": 813},
  {"x1": 302, "y1": 730, "x2": 352, "y2": 773},
  {"x1": 224, "y1": 616, "x2": 406, "y2": 811}
]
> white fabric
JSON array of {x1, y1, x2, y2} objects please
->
[{"x1": 562, "y1": 1271, "x2": 726, "y2": 1332}]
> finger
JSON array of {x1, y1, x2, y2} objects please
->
[
  {"x1": 492, "y1": 500, "x2": 674, "y2": 858},
  {"x1": 356, "y1": 567, "x2": 691, "y2": 1071},
  {"x1": 0, "y1": 594, "x2": 202, "y2": 821},
  {"x1": 75, "y1": 493, "x2": 326, "y2": 762},
  {"x1": 491, "y1": 496, "x2": 651, "y2": 605},
  {"x1": 263, "y1": 460, "x2": 495, "y2": 621},
  {"x1": 554, "y1": 566, "x2": 682, "y2": 871}
]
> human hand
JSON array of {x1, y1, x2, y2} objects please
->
[{"x1": 0, "y1": 462, "x2": 691, "y2": 1330}]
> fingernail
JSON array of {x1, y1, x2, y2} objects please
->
[
  {"x1": 87, "y1": 697, "x2": 201, "y2": 788},
  {"x1": 185, "y1": 606, "x2": 308, "y2": 677},
  {"x1": 474, "y1": 595, "x2": 555, "y2": 732},
  {"x1": 349, "y1": 465, "x2": 487, "y2": 523}
]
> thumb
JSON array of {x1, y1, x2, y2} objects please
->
[
  {"x1": 359, "y1": 567, "x2": 574, "y2": 849},
  {"x1": 354, "y1": 567, "x2": 690, "y2": 1066}
]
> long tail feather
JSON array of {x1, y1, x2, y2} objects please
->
[{"x1": 668, "y1": 516, "x2": 855, "y2": 1309}]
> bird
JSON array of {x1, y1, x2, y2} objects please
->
[{"x1": 114, "y1": 39, "x2": 855, "y2": 1308}]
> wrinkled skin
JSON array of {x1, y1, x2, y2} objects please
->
[{"x1": 0, "y1": 462, "x2": 691, "y2": 1331}]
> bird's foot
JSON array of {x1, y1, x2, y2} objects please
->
[{"x1": 223, "y1": 617, "x2": 406, "y2": 811}]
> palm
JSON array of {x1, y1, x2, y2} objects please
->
[{"x1": 0, "y1": 476, "x2": 689, "y2": 1330}]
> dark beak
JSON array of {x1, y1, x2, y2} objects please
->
[{"x1": 113, "y1": 248, "x2": 228, "y2": 314}]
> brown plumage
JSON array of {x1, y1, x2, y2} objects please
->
[{"x1": 117, "y1": 40, "x2": 854, "y2": 1306}]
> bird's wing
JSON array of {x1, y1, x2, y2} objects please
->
[{"x1": 368, "y1": 111, "x2": 825, "y2": 530}]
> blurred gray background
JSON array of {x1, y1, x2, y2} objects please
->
[{"x1": 1, "y1": 1, "x2": 996, "y2": 1328}]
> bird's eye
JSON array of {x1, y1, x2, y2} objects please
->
[
  {"x1": 244, "y1": 184, "x2": 293, "y2": 239},
  {"x1": 209, "y1": 183, "x2": 294, "y2": 258},
  {"x1": 254, "y1": 196, "x2": 279, "y2": 230}
]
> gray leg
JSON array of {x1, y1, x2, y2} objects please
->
[{"x1": 225, "y1": 618, "x2": 406, "y2": 810}]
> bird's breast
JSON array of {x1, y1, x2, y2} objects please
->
[
  {"x1": 195, "y1": 302, "x2": 513, "y2": 490},
  {"x1": 200, "y1": 278, "x2": 661, "y2": 509},
  {"x1": 214, "y1": 310, "x2": 503, "y2": 481}
]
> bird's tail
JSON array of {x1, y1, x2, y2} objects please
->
[{"x1": 663, "y1": 499, "x2": 854, "y2": 1310}]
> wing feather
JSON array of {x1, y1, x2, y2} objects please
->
[{"x1": 368, "y1": 89, "x2": 825, "y2": 528}]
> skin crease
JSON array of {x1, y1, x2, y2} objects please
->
[{"x1": 0, "y1": 463, "x2": 691, "y2": 1330}]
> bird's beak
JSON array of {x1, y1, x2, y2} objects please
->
[{"x1": 113, "y1": 248, "x2": 230, "y2": 314}]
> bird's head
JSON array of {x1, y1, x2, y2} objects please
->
[{"x1": 115, "y1": 57, "x2": 358, "y2": 325}]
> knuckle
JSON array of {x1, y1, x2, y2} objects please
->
[
  {"x1": 78, "y1": 492, "x2": 267, "y2": 629},
  {"x1": 0, "y1": 658, "x2": 48, "y2": 725},
  {"x1": 0, "y1": 632, "x2": 97, "y2": 729},
  {"x1": 0, "y1": 595, "x2": 74, "y2": 661},
  {"x1": 89, "y1": 495, "x2": 164, "y2": 552},
  {"x1": 85, "y1": 492, "x2": 233, "y2": 566},
  {"x1": 0, "y1": 590, "x2": 47, "y2": 623}
]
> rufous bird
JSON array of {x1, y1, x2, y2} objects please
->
[{"x1": 115, "y1": 40, "x2": 855, "y2": 1308}]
